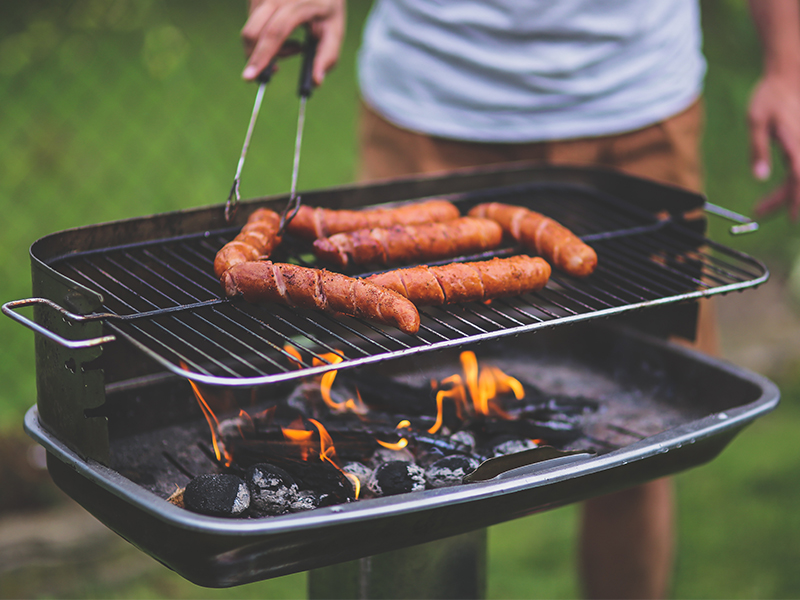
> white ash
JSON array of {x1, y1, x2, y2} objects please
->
[
  {"x1": 369, "y1": 447, "x2": 415, "y2": 468},
  {"x1": 425, "y1": 456, "x2": 480, "y2": 488},
  {"x1": 449, "y1": 430, "x2": 476, "y2": 453},
  {"x1": 367, "y1": 461, "x2": 426, "y2": 497},
  {"x1": 247, "y1": 464, "x2": 299, "y2": 516},
  {"x1": 290, "y1": 490, "x2": 319, "y2": 512},
  {"x1": 492, "y1": 438, "x2": 539, "y2": 457},
  {"x1": 342, "y1": 461, "x2": 373, "y2": 489}
]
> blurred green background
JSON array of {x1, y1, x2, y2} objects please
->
[{"x1": 1, "y1": 0, "x2": 799, "y2": 598}]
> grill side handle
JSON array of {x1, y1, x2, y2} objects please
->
[
  {"x1": 704, "y1": 202, "x2": 759, "y2": 234},
  {"x1": 3, "y1": 298, "x2": 116, "y2": 349}
]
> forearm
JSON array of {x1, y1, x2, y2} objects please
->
[{"x1": 748, "y1": 0, "x2": 800, "y2": 78}]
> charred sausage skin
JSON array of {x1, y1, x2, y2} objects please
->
[
  {"x1": 214, "y1": 208, "x2": 282, "y2": 279},
  {"x1": 367, "y1": 255, "x2": 551, "y2": 305},
  {"x1": 469, "y1": 202, "x2": 597, "y2": 277},
  {"x1": 222, "y1": 261, "x2": 421, "y2": 334},
  {"x1": 286, "y1": 199, "x2": 460, "y2": 239},
  {"x1": 313, "y1": 217, "x2": 504, "y2": 268}
]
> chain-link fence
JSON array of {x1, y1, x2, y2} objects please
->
[{"x1": 0, "y1": 1, "x2": 370, "y2": 427}]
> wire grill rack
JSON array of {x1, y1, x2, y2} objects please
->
[{"x1": 44, "y1": 182, "x2": 768, "y2": 386}]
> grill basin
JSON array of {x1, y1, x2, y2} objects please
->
[{"x1": 26, "y1": 323, "x2": 778, "y2": 587}]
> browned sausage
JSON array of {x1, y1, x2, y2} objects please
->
[
  {"x1": 367, "y1": 255, "x2": 551, "y2": 305},
  {"x1": 469, "y1": 203, "x2": 597, "y2": 277},
  {"x1": 221, "y1": 261, "x2": 421, "y2": 334},
  {"x1": 286, "y1": 199, "x2": 460, "y2": 239},
  {"x1": 214, "y1": 208, "x2": 282, "y2": 278},
  {"x1": 313, "y1": 217, "x2": 504, "y2": 268}
]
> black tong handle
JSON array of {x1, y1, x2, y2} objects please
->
[{"x1": 298, "y1": 31, "x2": 318, "y2": 98}]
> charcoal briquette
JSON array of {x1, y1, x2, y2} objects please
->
[
  {"x1": 425, "y1": 455, "x2": 480, "y2": 488},
  {"x1": 449, "y1": 430, "x2": 476, "y2": 454},
  {"x1": 369, "y1": 446, "x2": 415, "y2": 467},
  {"x1": 367, "y1": 461, "x2": 426, "y2": 497},
  {"x1": 342, "y1": 461, "x2": 373, "y2": 489},
  {"x1": 247, "y1": 463, "x2": 299, "y2": 516},
  {"x1": 183, "y1": 473, "x2": 250, "y2": 517}
]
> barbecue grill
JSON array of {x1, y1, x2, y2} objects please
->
[{"x1": 5, "y1": 163, "x2": 779, "y2": 592}]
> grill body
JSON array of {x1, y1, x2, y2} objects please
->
[{"x1": 13, "y1": 163, "x2": 778, "y2": 587}]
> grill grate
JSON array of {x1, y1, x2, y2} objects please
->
[{"x1": 46, "y1": 183, "x2": 767, "y2": 386}]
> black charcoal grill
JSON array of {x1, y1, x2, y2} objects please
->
[{"x1": 5, "y1": 164, "x2": 779, "y2": 591}]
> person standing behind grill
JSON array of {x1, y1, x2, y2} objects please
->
[{"x1": 241, "y1": 1, "x2": 800, "y2": 597}]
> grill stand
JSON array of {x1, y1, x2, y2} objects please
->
[{"x1": 308, "y1": 529, "x2": 487, "y2": 599}]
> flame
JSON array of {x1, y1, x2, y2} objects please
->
[
  {"x1": 376, "y1": 437, "x2": 409, "y2": 450},
  {"x1": 282, "y1": 419, "x2": 315, "y2": 461},
  {"x1": 308, "y1": 418, "x2": 360, "y2": 499},
  {"x1": 396, "y1": 420, "x2": 411, "y2": 429},
  {"x1": 180, "y1": 362, "x2": 233, "y2": 467},
  {"x1": 237, "y1": 409, "x2": 255, "y2": 438},
  {"x1": 428, "y1": 374, "x2": 467, "y2": 434},
  {"x1": 283, "y1": 344, "x2": 304, "y2": 369},
  {"x1": 428, "y1": 353, "x2": 525, "y2": 432}
]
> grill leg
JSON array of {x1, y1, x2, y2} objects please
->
[{"x1": 307, "y1": 528, "x2": 487, "y2": 599}]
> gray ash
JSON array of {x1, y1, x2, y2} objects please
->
[{"x1": 425, "y1": 456, "x2": 480, "y2": 488}]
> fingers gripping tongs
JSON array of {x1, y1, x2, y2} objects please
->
[{"x1": 224, "y1": 31, "x2": 318, "y2": 229}]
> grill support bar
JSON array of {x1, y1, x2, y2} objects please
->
[{"x1": 308, "y1": 529, "x2": 487, "y2": 599}]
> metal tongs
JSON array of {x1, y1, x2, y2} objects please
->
[{"x1": 225, "y1": 30, "x2": 318, "y2": 227}]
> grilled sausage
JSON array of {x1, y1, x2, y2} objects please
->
[
  {"x1": 313, "y1": 217, "x2": 504, "y2": 268},
  {"x1": 214, "y1": 208, "x2": 282, "y2": 278},
  {"x1": 367, "y1": 255, "x2": 551, "y2": 305},
  {"x1": 286, "y1": 199, "x2": 460, "y2": 239},
  {"x1": 221, "y1": 261, "x2": 421, "y2": 334},
  {"x1": 469, "y1": 202, "x2": 597, "y2": 277}
]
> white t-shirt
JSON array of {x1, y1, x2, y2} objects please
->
[{"x1": 358, "y1": 0, "x2": 706, "y2": 142}]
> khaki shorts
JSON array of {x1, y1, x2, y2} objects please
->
[{"x1": 357, "y1": 100, "x2": 716, "y2": 353}]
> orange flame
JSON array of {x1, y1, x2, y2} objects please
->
[
  {"x1": 237, "y1": 409, "x2": 255, "y2": 438},
  {"x1": 283, "y1": 344, "x2": 304, "y2": 369},
  {"x1": 428, "y1": 374, "x2": 467, "y2": 434},
  {"x1": 282, "y1": 418, "x2": 315, "y2": 461},
  {"x1": 308, "y1": 418, "x2": 360, "y2": 499},
  {"x1": 428, "y1": 353, "x2": 525, "y2": 432},
  {"x1": 376, "y1": 437, "x2": 409, "y2": 450},
  {"x1": 180, "y1": 362, "x2": 233, "y2": 467}
]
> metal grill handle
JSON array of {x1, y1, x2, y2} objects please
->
[
  {"x1": 2, "y1": 298, "x2": 116, "y2": 349},
  {"x1": 705, "y1": 202, "x2": 759, "y2": 235}
]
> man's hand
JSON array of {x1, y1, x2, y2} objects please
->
[
  {"x1": 747, "y1": 0, "x2": 800, "y2": 221},
  {"x1": 242, "y1": 0, "x2": 346, "y2": 86}
]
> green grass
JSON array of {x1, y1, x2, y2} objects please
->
[{"x1": 2, "y1": 1, "x2": 799, "y2": 598}]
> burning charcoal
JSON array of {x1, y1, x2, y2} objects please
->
[
  {"x1": 184, "y1": 473, "x2": 250, "y2": 517},
  {"x1": 246, "y1": 463, "x2": 298, "y2": 517},
  {"x1": 370, "y1": 446, "x2": 416, "y2": 467},
  {"x1": 367, "y1": 461, "x2": 426, "y2": 497},
  {"x1": 290, "y1": 490, "x2": 320, "y2": 512},
  {"x1": 342, "y1": 461, "x2": 373, "y2": 490},
  {"x1": 425, "y1": 456, "x2": 480, "y2": 488},
  {"x1": 449, "y1": 430, "x2": 476, "y2": 454},
  {"x1": 492, "y1": 438, "x2": 539, "y2": 457},
  {"x1": 416, "y1": 446, "x2": 446, "y2": 468}
]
